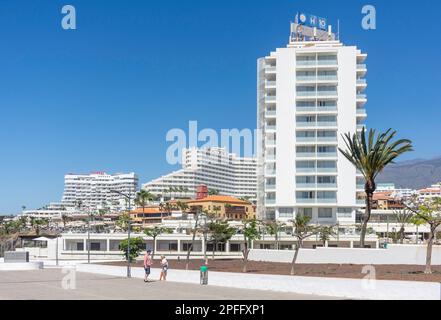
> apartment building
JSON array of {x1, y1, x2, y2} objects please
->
[
  {"x1": 143, "y1": 147, "x2": 257, "y2": 200},
  {"x1": 257, "y1": 14, "x2": 367, "y2": 228},
  {"x1": 61, "y1": 172, "x2": 139, "y2": 211}
]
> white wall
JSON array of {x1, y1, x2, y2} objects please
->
[{"x1": 249, "y1": 245, "x2": 441, "y2": 265}]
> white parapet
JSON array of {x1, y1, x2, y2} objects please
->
[{"x1": 0, "y1": 261, "x2": 44, "y2": 271}]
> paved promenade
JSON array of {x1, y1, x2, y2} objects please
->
[{"x1": 0, "y1": 269, "x2": 335, "y2": 300}]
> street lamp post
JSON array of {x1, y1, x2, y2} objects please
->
[{"x1": 110, "y1": 189, "x2": 134, "y2": 278}]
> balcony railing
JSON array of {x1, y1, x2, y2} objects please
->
[
  {"x1": 317, "y1": 106, "x2": 338, "y2": 112},
  {"x1": 317, "y1": 60, "x2": 338, "y2": 66},
  {"x1": 296, "y1": 183, "x2": 316, "y2": 189},
  {"x1": 266, "y1": 66, "x2": 276, "y2": 72},
  {"x1": 357, "y1": 94, "x2": 367, "y2": 100},
  {"x1": 357, "y1": 64, "x2": 367, "y2": 70},
  {"x1": 357, "y1": 79, "x2": 367, "y2": 85},
  {"x1": 296, "y1": 198, "x2": 316, "y2": 203},
  {"x1": 265, "y1": 95, "x2": 277, "y2": 102},
  {"x1": 296, "y1": 122, "x2": 316, "y2": 127},
  {"x1": 296, "y1": 152, "x2": 317, "y2": 158},
  {"x1": 317, "y1": 167, "x2": 337, "y2": 173},
  {"x1": 296, "y1": 75, "x2": 338, "y2": 82},
  {"x1": 265, "y1": 110, "x2": 276, "y2": 116},
  {"x1": 265, "y1": 199, "x2": 276, "y2": 205},
  {"x1": 266, "y1": 125, "x2": 276, "y2": 131},
  {"x1": 296, "y1": 137, "x2": 316, "y2": 143},
  {"x1": 317, "y1": 136, "x2": 337, "y2": 142},
  {"x1": 317, "y1": 91, "x2": 338, "y2": 96},
  {"x1": 316, "y1": 198, "x2": 337, "y2": 203},
  {"x1": 356, "y1": 108, "x2": 367, "y2": 115},
  {"x1": 317, "y1": 183, "x2": 337, "y2": 189},
  {"x1": 266, "y1": 139, "x2": 276, "y2": 146},
  {"x1": 317, "y1": 152, "x2": 337, "y2": 158},
  {"x1": 316, "y1": 121, "x2": 338, "y2": 127},
  {"x1": 265, "y1": 184, "x2": 276, "y2": 191},
  {"x1": 265, "y1": 81, "x2": 276, "y2": 87},
  {"x1": 266, "y1": 154, "x2": 276, "y2": 160},
  {"x1": 296, "y1": 167, "x2": 316, "y2": 173},
  {"x1": 265, "y1": 169, "x2": 276, "y2": 175}
]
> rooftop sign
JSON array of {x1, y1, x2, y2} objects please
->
[{"x1": 296, "y1": 12, "x2": 327, "y2": 31}]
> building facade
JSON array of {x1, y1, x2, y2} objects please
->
[
  {"x1": 257, "y1": 16, "x2": 367, "y2": 228},
  {"x1": 143, "y1": 148, "x2": 257, "y2": 200},
  {"x1": 61, "y1": 172, "x2": 139, "y2": 211}
]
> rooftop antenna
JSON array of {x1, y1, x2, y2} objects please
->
[{"x1": 337, "y1": 19, "x2": 340, "y2": 41}]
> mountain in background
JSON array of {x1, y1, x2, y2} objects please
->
[{"x1": 377, "y1": 157, "x2": 441, "y2": 190}]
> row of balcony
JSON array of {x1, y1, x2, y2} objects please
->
[
  {"x1": 296, "y1": 136, "x2": 337, "y2": 143},
  {"x1": 297, "y1": 60, "x2": 338, "y2": 67},
  {"x1": 296, "y1": 121, "x2": 338, "y2": 127},
  {"x1": 296, "y1": 75, "x2": 338, "y2": 82},
  {"x1": 297, "y1": 91, "x2": 338, "y2": 97}
]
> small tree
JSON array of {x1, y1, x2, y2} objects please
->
[
  {"x1": 241, "y1": 219, "x2": 261, "y2": 273},
  {"x1": 61, "y1": 214, "x2": 73, "y2": 229},
  {"x1": 265, "y1": 221, "x2": 284, "y2": 250},
  {"x1": 393, "y1": 209, "x2": 414, "y2": 244},
  {"x1": 144, "y1": 226, "x2": 173, "y2": 259},
  {"x1": 317, "y1": 225, "x2": 336, "y2": 247},
  {"x1": 406, "y1": 197, "x2": 441, "y2": 274},
  {"x1": 116, "y1": 212, "x2": 131, "y2": 232},
  {"x1": 209, "y1": 220, "x2": 236, "y2": 260},
  {"x1": 290, "y1": 215, "x2": 318, "y2": 275},
  {"x1": 119, "y1": 237, "x2": 145, "y2": 262}
]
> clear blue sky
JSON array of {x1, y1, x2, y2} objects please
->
[{"x1": 0, "y1": 0, "x2": 440, "y2": 213}]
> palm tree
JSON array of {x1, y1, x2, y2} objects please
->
[
  {"x1": 208, "y1": 189, "x2": 220, "y2": 196},
  {"x1": 135, "y1": 190, "x2": 155, "y2": 213},
  {"x1": 61, "y1": 214, "x2": 72, "y2": 229},
  {"x1": 339, "y1": 128, "x2": 412, "y2": 247},
  {"x1": 265, "y1": 221, "x2": 285, "y2": 250},
  {"x1": 394, "y1": 209, "x2": 414, "y2": 244}
]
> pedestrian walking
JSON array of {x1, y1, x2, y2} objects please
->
[
  {"x1": 159, "y1": 255, "x2": 168, "y2": 281},
  {"x1": 143, "y1": 249, "x2": 153, "y2": 283}
]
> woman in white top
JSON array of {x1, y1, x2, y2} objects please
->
[{"x1": 159, "y1": 255, "x2": 168, "y2": 281}]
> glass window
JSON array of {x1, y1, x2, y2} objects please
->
[
  {"x1": 298, "y1": 208, "x2": 313, "y2": 218},
  {"x1": 279, "y1": 208, "x2": 294, "y2": 218},
  {"x1": 318, "y1": 208, "x2": 333, "y2": 219}
]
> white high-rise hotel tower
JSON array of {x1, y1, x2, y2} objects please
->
[{"x1": 257, "y1": 14, "x2": 367, "y2": 227}]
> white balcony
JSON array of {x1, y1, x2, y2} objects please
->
[
  {"x1": 317, "y1": 152, "x2": 337, "y2": 158},
  {"x1": 317, "y1": 198, "x2": 337, "y2": 204},
  {"x1": 296, "y1": 183, "x2": 317, "y2": 189}
]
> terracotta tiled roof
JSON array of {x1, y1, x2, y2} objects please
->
[
  {"x1": 131, "y1": 207, "x2": 161, "y2": 214},
  {"x1": 187, "y1": 195, "x2": 250, "y2": 205}
]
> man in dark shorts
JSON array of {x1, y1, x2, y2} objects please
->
[{"x1": 144, "y1": 250, "x2": 153, "y2": 282}]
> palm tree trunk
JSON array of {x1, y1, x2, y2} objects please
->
[
  {"x1": 186, "y1": 213, "x2": 199, "y2": 270},
  {"x1": 360, "y1": 189, "x2": 374, "y2": 248},
  {"x1": 290, "y1": 240, "x2": 302, "y2": 275},
  {"x1": 425, "y1": 225, "x2": 436, "y2": 274},
  {"x1": 400, "y1": 226, "x2": 405, "y2": 245}
]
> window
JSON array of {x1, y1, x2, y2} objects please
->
[
  {"x1": 317, "y1": 176, "x2": 336, "y2": 184},
  {"x1": 318, "y1": 208, "x2": 333, "y2": 219},
  {"x1": 337, "y1": 208, "x2": 353, "y2": 218},
  {"x1": 279, "y1": 208, "x2": 294, "y2": 219},
  {"x1": 230, "y1": 243, "x2": 241, "y2": 252},
  {"x1": 296, "y1": 131, "x2": 316, "y2": 138},
  {"x1": 296, "y1": 191, "x2": 315, "y2": 199},
  {"x1": 296, "y1": 176, "x2": 316, "y2": 184},
  {"x1": 298, "y1": 208, "x2": 313, "y2": 219}
]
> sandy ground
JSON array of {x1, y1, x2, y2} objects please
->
[{"x1": 99, "y1": 259, "x2": 441, "y2": 282}]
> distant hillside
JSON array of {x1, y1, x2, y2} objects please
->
[{"x1": 377, "y1": 157, "x2": 441, "y2": 190}]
